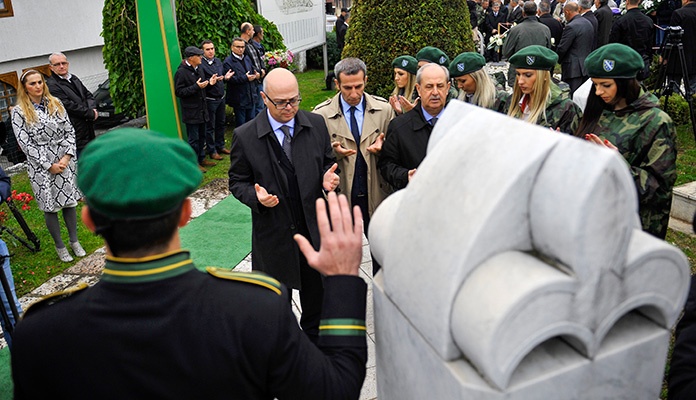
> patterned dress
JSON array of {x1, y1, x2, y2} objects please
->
[{"x1": 11, "y1": 100, "x2": 82, "y2": 213}]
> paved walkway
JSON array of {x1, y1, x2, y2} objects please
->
[{"x1": 0, "y1": 179, "x2": 378, "y2": 399}]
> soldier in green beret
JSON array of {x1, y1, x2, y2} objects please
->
[
  {"x1": 577, "y1": 43, "x2": 677, "y2": 239},
  {"x1": 11, "y1": 128, "x2": 370, "y2": 398},
  {"x1": 389, "y1": 55, "x2": 419, "y2": 115},
  {"x1": 449, "y1": 52, "x2": 510, "y2": 113},
  {"x1": 415, "y1": 46, "x2": 459, "y2": 103},
  {"x1": 507, "y1": 45, "x2": 582, "y2": 133}
]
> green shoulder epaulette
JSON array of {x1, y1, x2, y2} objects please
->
[
  {"x1": 206, "y1": 267, "x2": 282, "y2": 295},
  {"x1": 312, "y1": 97, "x2": 334, "y2": 111},
  {"x1": 21, "y1": 282, "x2": 89, "y2": 319},
  {"x1": 369, "y1": 94, "x2": 389, "y2": 103}
]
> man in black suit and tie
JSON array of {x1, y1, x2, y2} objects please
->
[
  {"x1": 579, "y1": 0, "x2": 599, "y2": 49},
  {"x1": 228, "y1": 68, "x2": 340, "y2": 344},
  {"x1": 46, "y1": 52, "x2": 97, "y2": 157},
  {"x1": 507, "y1": 0, "x2": 524, "y2": 23},
  {"x1": 557, "y1": 1, "x2": 595, "y2": 95}
]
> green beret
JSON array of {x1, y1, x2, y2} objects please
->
[
  {"x1": 585, "y1": 43, "x2": 644, "y2": 79},
  {"x1": 392, "y1": 55, "x2": 418, "y2": 75},
  {"x1": 449, "y1": 52, "x2": 486, "y2": 77},
  {"x1": 508, "y1": 45, "x2": 558, "y2": 70},
  {"x1": 416, "y1": 46, "x2": 450, "y2": 66},
  {"x1": 78, "y1": 128, "x2": 203, "y2": 220}
]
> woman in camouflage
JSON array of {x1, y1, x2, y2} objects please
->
[
  {"x1": 578, "y1": 43, "x2": 677, "y2": 239},
  {"x1": 389, "y1": 55, "x2": 419, "y2": 116},
  {"x1": 449, "y1": 52, "x2": 510, "y2": 113},
  {"x1": 507, "y1": 45, "x2": 582, "y2": 133}
]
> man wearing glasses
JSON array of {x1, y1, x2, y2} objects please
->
[
  {"x1": 46, "y1": 52, "x2": 98, "y2": 157},
  {"x1": 229, "y1": 68, "x2": 340, "y2": 343},
  {"x1": 223, "y1": 37, "x2": 261, "y2": 127}
]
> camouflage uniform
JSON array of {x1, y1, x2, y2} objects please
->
[
  {"x1": 591, "y1": 91, "x2": 677, "y2": 239},
  {"x1": 476, "y1": 4, "x2": 486, "y2": 29},
  {"x1": 493, "y1": 90, "x2": 511, "y2": 114},
  {"x1": 536, "y1": 82, "x2": 582, "y2": 134}
]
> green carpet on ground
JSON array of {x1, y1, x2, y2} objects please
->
[
  {"x1": 180, "y1": 195, "x2": 252, "y2": 271},
  {"x1": 0, "y1": 347, "x2": 11, "y2": 400}
]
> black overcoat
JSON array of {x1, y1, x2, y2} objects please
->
[
  {"x1": 228, "y1": 110, "x2": 335, "y2": 288},
  {"x1": 46, "y1": 73, "x2": 96, "y2": 151},
  {"x1": 174, "y1": 61, "x2": 208, "y2": 124}
]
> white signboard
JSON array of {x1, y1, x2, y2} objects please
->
[{"x1": 257, "y1": 0, "x2": 326, "y2": 53}]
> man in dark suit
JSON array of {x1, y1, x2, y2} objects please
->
[
  {"x1": 379, "y1": 64, "x2": 449, "y2": 191},
  {"x1": 174, "y1": 46, "x2": 212, "y2": 172},
  {"x1": 223, "y1": 37, "x2": 261, "y2": 128},
  {"x1": 538, "y1": 0, "x2": 564, "y2": 51},
  {"x1": 610, "y1": 0, "x2": 654, "y2": 81},
  {"x1": 667, "y1": 0, "x2": 696, "y2": 94},
  {"x1": 579, "y1": 0, "x2": 599, "y2": 49},
  {"x1": 485, "y1": 1, "x2": 509, "y2": 61},
  {"x1": 46, "y1": 52, "x2": 97, "y2": 157},
  {"x1": 557, "y1": 1, "x2": 595, "y2": 95},
  {"x1": 594, "y1": 0, "x2": 613, "y2": 48},
  {"x1": 336, "y1": 8, "x2": 349, "y2": 51},
  {"x1": 229, "y1": 68, "x2": 340, "y2": 344},
  {"x1": 507, "y1": 0, "x2": 524, "y2": 23}
]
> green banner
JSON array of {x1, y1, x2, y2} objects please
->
[{"x1": 135, "y1": 0, "x2": 184, "y2": 139}]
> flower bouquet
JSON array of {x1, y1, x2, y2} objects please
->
[
  {"x1": 640, "y1": 0, "x2": 663, "y2": 14},
  {"x1": 264, "y1": 49, "x2": 296, "y2": 71},
  {"x1": 487, "y1": 31, "x2": 508, "y2": 52}
]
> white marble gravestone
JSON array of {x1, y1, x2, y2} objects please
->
[{"x1": 370, "y1": 101, "x2": 690, "y2": 400}]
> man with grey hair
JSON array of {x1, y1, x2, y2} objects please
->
[
  {"x1": 46, "y1": 52, "x2": 97, "y2": 156},
  {"x1": 578, "y1": 0, "x2": 599, "y2": 50},
  {"x1": 379, "y1": 63, "x2": 450, "y2": 193},
  {"x1": 538, "y1": 0, "x2": 563, "y2": 51},
  {"x1": 313, "y1": 58, "x2": 392, "y2": 235},
  {"x1": 557, "y1": 0, "x2": 594, "y2": 95},
  {"x1": 502, "y1": 1, "x2": 552, "y2": 88}
]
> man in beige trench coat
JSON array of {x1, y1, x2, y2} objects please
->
[{"x1": 313, "y1": 57, "x2": 393, "y2": 234}]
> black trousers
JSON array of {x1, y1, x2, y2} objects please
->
[{"x1": 297, "y1": 252, "x2": 324, "y2": 344}]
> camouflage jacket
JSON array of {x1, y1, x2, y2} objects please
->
[
  {"x1": 592, "y1": 90, "x2": 677, "y2": 239},
  {"x1": 457, "y1": 89, "x2": 510, "y2": 114},
  {"x1": 536, "y1": 82, "x2": 582, "y2": 134}
]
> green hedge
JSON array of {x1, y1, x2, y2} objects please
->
[
  {"x1": 102, "y1": 0, "x2": 285, "y2": 118},
  {"x1": 307, "y1": 31, "x2": 342, "y2": 70},
  {"x1": 343, "y1": 0, "x2": 475, "y2": 98},
  {"x1": 659, "y1": 93, "x2": 694, "y2": 127}
]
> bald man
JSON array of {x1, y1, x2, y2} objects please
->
[{"x1": 228, "y1": 68, "x2": 340, "y2": 343}]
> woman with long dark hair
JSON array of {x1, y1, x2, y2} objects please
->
[
  {"x1": 11, "y1": 70, "x2": 85, "y2": 262},
  {"x1": 577, "y1": 43, "x2": 677, "y2": 239}
]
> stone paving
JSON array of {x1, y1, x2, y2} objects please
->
[{"x1": 0, "y1": 178, "x2": 378, "y2": 399}]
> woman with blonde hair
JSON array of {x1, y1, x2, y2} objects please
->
[
  {"x1": 449, "y1": 52, "x2": 509, "y2": 113},
  {"x1": 11, "y1": 70, "x2": 84, "y2": 262},
  {"x1": 507, "y1": 45, "x2": 581, "y2": 133},
  {"x1": 389, "y1": 55, "x2": 419, "y2": 115}
]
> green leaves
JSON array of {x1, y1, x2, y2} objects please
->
[
  {"x1": 102, "y1": 0, "x2": 286, "y2": 118},
  {"x1": 343, "y1": 0, "x2": 475, "y2": 98}
]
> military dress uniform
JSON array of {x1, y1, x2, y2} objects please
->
[{"x1": 11, "y1": 128, "x2": 368, "y2": 400}]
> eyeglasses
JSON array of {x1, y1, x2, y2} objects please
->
[
  {"x1": 52, "y1": 62, "x2": 69, "y2": 67},
  {"x1": 267, "y1": 96, "x2": 302, "y2": 110}
]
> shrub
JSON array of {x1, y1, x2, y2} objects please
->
[
  {"x1": 307, "y1": 31, "x2": 342, "y2": 70},
  {"x1": 659, "y1": 93, "x2": 693, "y2": 127},
  {"x1": 102, "y1": 0, "x2": 285, "y2": 118},
  {"x1": 343, "y1": 0, "x2": 475, "y2": 98}
]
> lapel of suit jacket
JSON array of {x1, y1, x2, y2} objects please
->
[{"x1": 255, "y1": 112, "x2": 291, "y2": 194}]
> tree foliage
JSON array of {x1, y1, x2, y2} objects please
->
[
  {"x1": 343, "y1": 0, "x2": 475, "y2": 98},
  {"x1": 102, "y1": 0, "x2": 286, "y2": 117}
]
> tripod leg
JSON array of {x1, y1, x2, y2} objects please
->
[{"x1": 675, "y1": 44, "x2": 696, "y2": 142}]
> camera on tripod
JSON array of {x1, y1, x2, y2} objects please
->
[{"x1": 665, "y1": 25, "x2": 684, "y2": 41}]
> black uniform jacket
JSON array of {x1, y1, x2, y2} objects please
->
[
  {"x1": 228, "y1": 110, "x2": 335, "y2": 288},
  {"x1": 11, "y1": 251, "x2": 368, "y2": 399},
  {"x1": 46, "y1": 72, "x2": 96, "y2": 151},
  {"x1": 174, "y1": 61, "x2": 208, "y2": 124},
  {"x1": 378, "y1": 104, "x2": 434, "y2": 191}
]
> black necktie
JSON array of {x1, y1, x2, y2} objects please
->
[
  {"x1": 430, "y1": 117, "x2": 438, "y2": 126},
  {"x1": 349, "y1": 106, "x2": 360, "y2": 143},
  {"x1": 280, "y1": 125, "x2": 292, "y2": 163}
]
